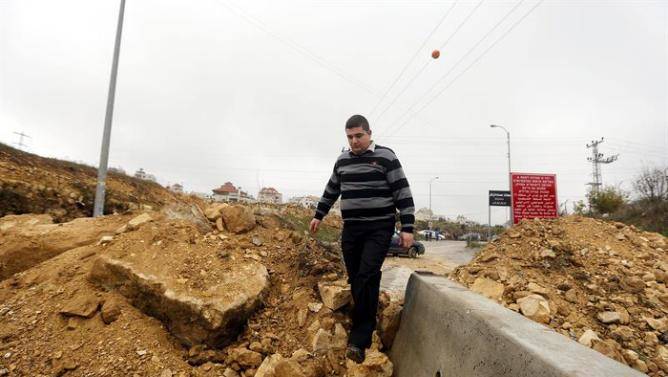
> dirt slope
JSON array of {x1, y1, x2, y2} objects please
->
[{"x1": 0, "y1": 143, "x2": 184, "y2": 222}]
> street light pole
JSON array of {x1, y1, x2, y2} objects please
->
[
  {"x1": 429, "y1": 176, "x2": 439, "y2": 214},
  {"x1": 490, "y1": 125, "x2": 512, "y2": 225},
  {"x1": 93, "y1": 0, "x2": 126, "y2": 217}
]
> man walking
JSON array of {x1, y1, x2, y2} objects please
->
[{"x1": 309, "y1": 114, "x2": 415, "y2": 363}]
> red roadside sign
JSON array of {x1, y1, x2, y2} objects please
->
[{"x1": 510, "y1": 173, "x2": 558, "y2": 225}]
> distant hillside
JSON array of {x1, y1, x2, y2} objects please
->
[{"x1": 0, "y1": 143, "x2": 183, "y2": 221}]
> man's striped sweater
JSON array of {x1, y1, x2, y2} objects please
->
[{"x1": 314, "y1": 142, "x2": 415, "y2": 233}]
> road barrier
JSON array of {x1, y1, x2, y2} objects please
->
[{"x1": 390, "y1": 273, "x2": 645, "y2": 377}]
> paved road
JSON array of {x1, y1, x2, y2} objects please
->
[{"x1": 380, "y1": 241, "x2": 479, "y2": 297}]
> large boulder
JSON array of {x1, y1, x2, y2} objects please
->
[
  {"x1": 220, "y1": 205, "x2": 256, "y2": 234},
  {"x1": 88, "y1": 255, "x2": 269, "y2": 347}
]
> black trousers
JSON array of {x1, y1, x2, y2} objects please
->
[{"x1": 341, "y1": 220, "x2": 394, "y2": 349}]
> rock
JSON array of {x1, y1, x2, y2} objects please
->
[
  {"x1": 249, "y1": 342, "x2": 264, "y2": 353},
  {"x1": 308, "y1": 303, "x2": 323, "y2": 313},
  {"x1": 252, "y1": 236, "x2": 263, "y2": 246},
  {"x1": 318, "y1": 280, "x2": 352, "y2": 310},
  {"x1": 297, "y1": 309, "x2": 308, "y2": 327},
  {"x1": 346, "y1": 350, "x2": 393, "y2": 377},
  {"x1": 88, "y1": 255, "x2": 269, "y2": 347},
  {"x1": 592, "y1": 339, "x2": 625, "y2": 363},
  {"x1": 99, "y1": 235, "x2": 114, "y2": 245},
  {"x1": 220, "y1": 205, "x2": 256, "y2": 234},
  {"x1": 59, "y1": 293, "x2": 102, "y2": 318},
  {"x1": 527, "y1": 282, "x2": 549, "y2": 295},
  {"x1": 255, "y1": 354, "x2": 284, "y2": 377},
  {"x1": 620, "y1": 276, "x2": 645, "y2": 293},
  {"x1": 332, "y1": 323, "x2": 347, "y2": 350},
  {"x1": 615, "y1": 233, "x2": 626, "y2": 241},
  {"x1": 127, "y1": 213, "x2": 152, "y2": 231},
  {"x1": 378, "y1": 302, "x2": 402, "y2": 350},
  {"x1": 216, "y1": 218, "x2": 224, "y2": 232},
  {"x1": 610, "y1": 326, "x2": 634, "y2": 342},
  {"x1": 646, "y1": 317, "x2": 668, "y2": 332},
  {"x1": 115, "y1": 224, "x2": 127, "y2": 234},
  {"x1": 516, "y1": 294, "x2": 550, "y2": 324},
  {"x1": 223, "y1": 367, "x2": 241, "y2": 377},
  {"x1": 470, "y1": 277, "x2": 504, "y2": 302},
  {"x1": 539, "y1": 248, "x2": 556, "y2": 259},
  {"x1": 596, "y1": 311, "x2": 621, "y2": 324},
  {"x1": 312, "y1": 328, "x2": 332, "y2": 353},
  {"x1": 160, "y1": 369, "x2": 173, "y2": 377},
  {"x1": 508, "y1": 231, "x2": 521, "y2": 239},
  {"x1": 228, "y1": 347, "x2": 263, "y2": 368},
  {"x1": 578, "y1": 329, "x2": 600, "y2": 347},
  {"x1": 100, "y1": 298, "x2": 122, "y2": 324},
  {"x1": 204, "y1": 203, "x2": 228, "y2": 221}
]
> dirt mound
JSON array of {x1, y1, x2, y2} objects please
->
[
  {"x1": 0, "y1": 143, "x2": 188, "y2": 222},
  {"x1": 0, "y1": 203, "x2": 396, "y2": 376},
  {"x1": 453, "y1": 215, "x2": 668, "y2": 375}
]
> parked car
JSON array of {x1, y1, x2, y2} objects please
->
[{"x1": 388, "y1": 231, "x2": 425, "y2": 258}]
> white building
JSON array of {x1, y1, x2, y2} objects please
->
[
  {"x1": 134, "y1": 168, "x2": 157, "y2": 182},
  {"x1": 289, "y1": 195, "x2": 320, "y2": 209},
  {"x1": 258, "y1": 187, "x2": 283, "y2": 204}
]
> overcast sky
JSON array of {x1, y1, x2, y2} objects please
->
[{"x1": 1, "y1": 0, "x2": 666, "y2": 225}]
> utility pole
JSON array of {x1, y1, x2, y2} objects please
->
[
  {"x1": 490, "y1": 125, "x2": 512, "y2": 225},
  {"x1": 93, "y1": 0, "x2": 126, "y2": 217},
  {"x1": 429, "y1": 176, "x2": 439, "y2": 214},
  {"x1": 586, "y1": 138, "x2": 618, "y2": 194},
  {"x1": 13, "y1": 131, "x2": 31, "y2": 150}
]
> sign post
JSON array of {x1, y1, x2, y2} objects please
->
[
  {"x1": 510, "y1": 173, "x2": 558, "y2": 224},
  {"x1": 488, "y1": 190, "x2": 511, "y2": 240}
]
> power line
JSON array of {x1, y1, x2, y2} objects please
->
[
  {"x1": 212, "y1": 0, "x2": 378, "y2": 96},
  {"x1": 380, "y1": 0, "x2": 525, "y2": 137},
  {"x1": 382, "y1": 0, "x2": 543, "y2": 138},
  {"x1": 374, "y1": 0, "x2": 485, "y2": 124},
  {"x1": 368, "y1": 0, "x2": 458, "y2": 117}
]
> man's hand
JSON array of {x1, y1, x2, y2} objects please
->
[
  {"x1": 400, "y1": 232, "x2": 414, "y2": 248},
  {"x1": 309, "y1": 218, "x2": 321, "y2": 234}
]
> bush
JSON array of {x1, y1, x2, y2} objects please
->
[{"x1": 588, "y1": 186, "x2": 627, "y2": 215}]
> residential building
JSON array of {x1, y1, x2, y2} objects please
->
[
  {"x1": 212, "y1": 182, "x2": 253, "y2": 203},
  {"x1": 258, "y1": 187, "x2": 283, "y2": 204},
  {"x1": 168, "y1": 183, "x2": 183, "y2": 193},
  {"x1": 134, "y1": 168, "x2": 157, "y2": 182},
  {"x1": 289, "y1": 195, "x2": 320, "y2": 209}
]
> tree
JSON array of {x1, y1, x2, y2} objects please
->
[
  {"x1": 588, "y1": 186, "x2": 628, "y2": 215},
  {"x1": 633, "y1": 167, "x2": 668, "y2": 202}
]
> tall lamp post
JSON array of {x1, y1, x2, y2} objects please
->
[
  {"x1": 93, "y1": 0, "x2": 126, "y2": 217},
  {"x1": 490, "y1": 125, "x2": 512, "y2": 225}
]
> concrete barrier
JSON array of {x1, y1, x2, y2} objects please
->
[{"x1": 390, "y1": 273, "x2": 646, "y2": 377}]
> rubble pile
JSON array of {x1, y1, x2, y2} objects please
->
[
  {"x1": 0, "y1": 202, "x2": 399, "y2": 376},
  {"x1": 453, "y1": 215, "x2": 668, "y2": 376}
]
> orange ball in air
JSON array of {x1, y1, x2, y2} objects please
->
[{"x1": 431, "y1": 50, "x2": 440, "y2": 59}]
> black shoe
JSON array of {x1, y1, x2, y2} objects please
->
[{"x1": 346, "y1": 344, "x2": 365, "y2": 364}]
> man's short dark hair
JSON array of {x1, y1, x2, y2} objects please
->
[{"x1": 345, "y1": 115, "x2": 370, "y2": 132}]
